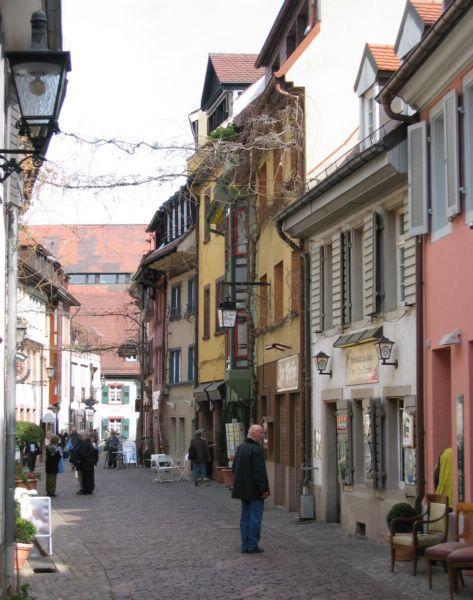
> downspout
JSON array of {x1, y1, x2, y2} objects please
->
[
  {"x1": 276, "y1": 221, "x2": 312, "y2": 488},
  {"x1": 414, "y1": 236, "x2": 425, "y2": 511},
  {"x1": 193, "y1": 196, "x2": 200, "y2": 429}
]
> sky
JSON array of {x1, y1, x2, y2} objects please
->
[{"x1": 25, "y1": 0, "x2": 282, "y2": 227}]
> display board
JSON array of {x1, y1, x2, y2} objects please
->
[
  {"x1": 225, "y1": 421, "x2": 244, "y2": 464},
  {"x1": 20, "y1": 495, "x2": 52, "y2": 555}
]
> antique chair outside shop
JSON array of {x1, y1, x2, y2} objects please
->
[
  {"x1": 425, "y1": 502, "x2": 473, "y2": 590},
  {"x1": 390, "y1": 494, "x2": 449, "y2": 576}
]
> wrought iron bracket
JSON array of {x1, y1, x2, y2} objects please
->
[{"x1": 0, "y1": 149, "x2": 45, "y2": 183}]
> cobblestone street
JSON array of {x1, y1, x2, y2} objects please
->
[{"x1": 23, "y1": 465, "x2": 470, "y2": 600}]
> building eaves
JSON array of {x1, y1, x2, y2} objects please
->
[
  {"x1": 256, "y1": 0, "x2": 297, "y2": 68},
  {"x1": 379, "y1": 0, "x2": 472, "y2": 109}
]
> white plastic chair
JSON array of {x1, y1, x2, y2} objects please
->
[
  {"x1": 151, "y1": 454, "x2": 178, "y2": 483},
  {"x1": 174, "y1": 453, "x2": 190, "y2": 482}
]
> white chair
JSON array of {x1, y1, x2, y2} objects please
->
[
  {"x1": 174, "y1": 453, "x2": 190, "y2": 482},
  {"x1": 151, "y1": 454, "x2": 178, "y2": 483}
]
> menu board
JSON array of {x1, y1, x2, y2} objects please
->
[
  {"x1": 20, "y1": 496, "x2": 52, "y2": 555},
  {"x1": 225, "y1": 421, "x2": 244, "y2": 463}
]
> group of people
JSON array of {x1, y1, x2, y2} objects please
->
[
  {"x1": 43, "y1": 427, "x2": 99, "y2": 497},
  {"x1": 188, "y1": 424, "x2": 270, "y2": 554}
]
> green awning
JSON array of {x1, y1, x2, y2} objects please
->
[
  {"x1": 225, "y1": 369, "x2": 251, "y2": 403},
  {"x1": 333, "y1": 327, "x2": 383, "y2": 348}
]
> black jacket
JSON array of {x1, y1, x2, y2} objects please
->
[
  {"x1": 189, "y1": 437, "x2": 210, "y2": 463},
  {"x1": 45, "y1": 445, "x2": 61, "y2": 474},
  {"x1": 231, "y1": 438, "x2": 269, "y2": 502},
  {"x1": 70, "y1": 441, "x2": 98, "y2": 470}
]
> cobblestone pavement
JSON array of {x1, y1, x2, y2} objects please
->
[{"x1": 23, "y1": 464, "x2": 472, "y2": 600}]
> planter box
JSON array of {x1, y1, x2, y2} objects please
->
[
  {"x1": 214, "y1": 467, "x2": 225, "y2": 483},
  {"x1": 221, "y1": 468, "x2": 234, "y2": 488},
  {"x1": 15, "y1": 543, "x2": 33, "y2": 571}
]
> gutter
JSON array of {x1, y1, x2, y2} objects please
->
[
  {"x1": 377, "y1": 0, "x2": 472, "y2": 120},
  {"x1": 414, "y1": 237, "x2": 425, "y2": 511}
]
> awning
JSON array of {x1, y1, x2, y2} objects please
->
[
  {"x1": 333, "y1": 326, "x2": 383, "y2": 348},
  {"x1": 206, "y1": 380, "x2": 226, "y2": 401},
  {"x1": 193, "y1": 383, "x2": 210, "y2": 403}
]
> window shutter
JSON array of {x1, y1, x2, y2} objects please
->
[
  {"x1": 402, "y1": 209, "x2": 417, "y2": 306},
  {"x1": 372, "y1": 398, "x2": 386, "y2": 490},
  {"x1": 363, "y1": 212, "x2": 381, "y2": 316},
  {"x1": 444, "y1": 90, "x2": 460, "y2": 218},
  {"x1": 341, "y1": 231, "x2": 351, "y2": 325},
  {"x1": 123, "y1": 386, "x2": 130, "y2": 404},
  {"x1": 309, "y1": 243, "x2": 322, "y2": 335},
  {"x1": 101, "y1": 418, "x2": 108, "y2": 439},
  {"x1": 331, "y1": 233, "x2": 342, "y2": 326},
  {"x1": 123, "y1": 418, "x2": 130, "y2": 439},
  {"x1": 101, "y1": 385, "x2": 109, "y2": 404},
  {"x1": 337, "y1": 401, "x2": 353, "y2": 485},
  {"x1": 407, "y1": 121, "x2": 428, "y2": 235}
]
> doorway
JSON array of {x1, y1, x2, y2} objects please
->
[{"x1": 325, "y1": 402, "x2": 340, "y2": 522}]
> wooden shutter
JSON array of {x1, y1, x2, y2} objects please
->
[
  {"x1": 101, "y1": 385, "x2": 109, "y2": 404},
  {"x1": 332, "y1": 233, "x2": 342, "y2": 326},
  {"x1": 309, "y1": 243, "x2": 323, "y2": 334},
  {"x1": 372, "y1": 398, "x2": 386, "y2": 490},
  {"x1": 101, "y1": 418, "x2": 108, "y2": 438},
  {"x1": 203, "y1": 286, "x2": 210, "y2": 339},
  {"x1": 341, "y1": 231, "x2": 351, "y2": 325},
  {"x1": 123, "y1": 385, "x2": 130, "y2": 404},
  {"x1": 407, "y1": 121, "x2": 428, "y2": 235},
  {"x1": 444, "y1": 90, "x2": 460, "y2": 218},
  {"x1": 123, "y1": 419, "x2": 130, "y2": 440},
  {"x1": 402, "y1": 209, "x2": 417, "y2": 306}
]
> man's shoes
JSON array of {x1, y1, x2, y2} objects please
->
[
  {"x1": 76, "y1": 490, "x2": 85, "y2": 494},
  {"x1": 194, "y1": 480, "x2": 198, "y2": 486},
  {"x1": 248, "y1": 547, "x2": 264, "y2": 553},
  {"x1": 241, "y1": 548, "x2": 249, "y2": 553}
]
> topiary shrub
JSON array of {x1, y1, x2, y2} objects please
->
[
  {"x1": 15, "y1": 517, "x2": 36, "y2": 544},
  {"x1": 16, "y1": 422, "x2": 44, "y2": 461},
  {"x1": 386, "y1": 502, "x2": 418, "y2": 533}
]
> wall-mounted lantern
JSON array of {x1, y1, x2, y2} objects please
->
[
  {"x1": 315, "y1": 351, "x2": 332, "y2": 377},
  {"x1": 217, "y1": 298, "x2": 237, "y2": 328},
  {"x1": 375, "y1": 336, "x2": 398, "y2": 369}
]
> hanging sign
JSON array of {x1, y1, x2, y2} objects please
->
[
  {"x1": 277, "y1": 354, "x2": 299, "y2": 392},
  {"x1": 346, "y1": 344, "x2": 379, "y2": 386}
]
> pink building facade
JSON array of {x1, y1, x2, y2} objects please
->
[{"x1": 388, "y1": 2, "x2": 473, "y2": 506}]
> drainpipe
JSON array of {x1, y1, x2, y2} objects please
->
[
  {"x1": 414, "y1": 236, "x2": 425, "y2": 511},
  {"x1": 276, "y1": 221, "x2": 312, "y2": 489}
]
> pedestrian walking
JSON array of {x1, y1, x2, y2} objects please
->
[
  {"x1": 188, "y1": 429, "x2": 210, "y2": 486},
  {"x1": 45, "y1": 435, "x2": 62, "y2": 497},
  {"x1": 24, "y1": 440, "x2": 40, "y2": 472},
  {"x1": 232, "y1": 424, "x2": 270, "y2": 554},
  {"x1": 70, "y1": 431, "x2": 99, "y2": 494},
  {"x1": 68, "y1": 427, "x2": 80, "y2": 450},
  {"x1": 105, "y1": 431, "x2": 120, "y2": 468}
]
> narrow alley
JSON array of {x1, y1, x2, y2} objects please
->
[{"x1": 23, "y1": 465, "x2": 460, "y2": 600}]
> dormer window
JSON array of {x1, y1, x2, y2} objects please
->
[{"x1": 362, "y1": 86, "x2": 379, "y2": 139}]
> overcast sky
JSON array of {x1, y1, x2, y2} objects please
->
[{"x1": 25, "y1": 0, "x2": 282, "y2": 227}]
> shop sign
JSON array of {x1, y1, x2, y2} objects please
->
[
  {"x1": 276, "y1": 354, "x2": 299, "y2": 392},
  {"x1": 336, "y1": 415, "x2": 348, "y2": 433},
  {"x1": 346, "y1": 343, "x2": 379, "y2": 386}
]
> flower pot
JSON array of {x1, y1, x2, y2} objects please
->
[
  {"x1": 215, "y1": 467, "x2": 225, "y2": 483},
  {"x1": 221, "y1": 468, "x2": 234, "y2": 488},
  {"x1": 15, "y1": 543, "x2": 33, "y2": 571},
  {"x1": 26, "y1": 479, "x2": 38, "y2": 491},
  {"x1": 15, "y1": 479, "x2": 27, "y2": 489}
]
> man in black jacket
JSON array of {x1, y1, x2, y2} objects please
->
[{"x1": 232, "y1": 424, "x2": 270, "y2": 553}]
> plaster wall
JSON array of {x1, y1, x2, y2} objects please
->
[{"x1": 284, "y1": 0, "x2": 406, "y2": 178}]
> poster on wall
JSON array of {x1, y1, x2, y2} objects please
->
[
  {"x1": 404, "y1": 448, "x2": 417, "y2": 484},
  {"x1": 457, "y1": 394, "x2": 465, "y2": 502},
  {"x1": 402, "y1": 411, "x2": 415, "y2": 448},
  {"x1": 225, "y1": 421, "x2": 244, "y2": 463},
  {"x1": 346, "y1": 344, "x2": 379, "y2": 386},
  {"x1": 363, "y1": 408, "x2": 374, "y2": 480}
]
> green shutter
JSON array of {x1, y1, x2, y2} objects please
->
[
  {"x1": 101, "y1": 385, "x2": 109, "y2": 404},
  {"x1": 123, "y1": 418, "x2": 130, "y2": 439},
  {"x1": 101, "y1": 418, "x2": 108, "y2": 438},
  {"x1": 123, "y1": 386, "x2": 130, "y2": 404}
]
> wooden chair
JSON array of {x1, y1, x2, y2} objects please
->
[
  {"x1": 390, "y1": 494, "x2": 449, "y2": 576},
  {"x1": 447, "y1": 545, "x2": 473, "y2": 599},
  {"x1": 425, "y1": 502, "x2": 473, "y2": 589}
]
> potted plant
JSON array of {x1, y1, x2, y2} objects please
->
[
  {"x1": 386, "y1": 502, "x2": 418, "y2": 561},
  {"x1": 14, "y1": 464, "x2": 28, "y2": 489},
  {"x1": 25, "y1": 472, "x2": 38, "y2": 491},
  {"x1": 221, "y1": 467, "x2": 234, "y2": 488},
  {"x1": 15, "y1": 517, "x2": 36, "y2": 571},
  {"x1": 15, "y1": 421, "x2": 44, "y2": 466}
]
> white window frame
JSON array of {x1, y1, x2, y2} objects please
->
[
  {"x1": 463, "y1": 70, "x2": 473, "y2": 224},
  {"x1": 430, "y1": 98, "x2": 452, "y2": 242},
  {"x1": 361, "y1": 85, "x2": 379, "y2": 140},
  {"x1": 108, "y1": 385, "x2": 123, "y2": 404},
  {"x1": 169, "y1": 349, "x2": 181, "y2": 384},
  {"x1": 396, "y1": 208, "x2": 407, "y2": 306},
  {"x1": 108, "y1": 418, "x2": 123, "y2": 435}
]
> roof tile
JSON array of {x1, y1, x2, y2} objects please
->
[
  {"x1": 209, "y1": 53, "x2": 264, "y2": 84},
  {"x1": 411, "y1": 1, "x2": 443, "y2": 25},
  {"x1": 367, "y1": 44, "x2": 400, "y2": 72}
]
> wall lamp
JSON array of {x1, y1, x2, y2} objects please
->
[
  {"x1": 315, "y1": 351, "x2": 332, "y2": 377},
  {"x1": 16, "y1": 321, "x2": 27, "y2": 348},
  {"x1": 217, "y1": 297, "x2": 237, "y2": 328},
  {"x1": 0, "y1": 11, "x2": 71, "y2": 183},
  {"x1": 375, "y1": 336, "x2": 398, "y2": 369},
  {"x1": 45, "y1": 366, "x2": 55, "y2": 379}
]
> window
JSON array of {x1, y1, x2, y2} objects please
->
[
  {"x1": 215, "y1": 277, "x2": 225, "y2": 334},
  {"x1": 187, "y1": 278, "x2": 196, "y2": 315},
  {"x1": 203, "y1": 285, "x2": 210, "y2": 339},
  {"x1": 351, "y1": 227, "x2": 364, "y2": 321},
  {"x1": 384, "y1": 208, "x2": 408, "y2": 310},
  {"x1": 188, "y1": 346, "x2": 195, "y2": 382},
  {"x1": 69, "y1": 274, "x2": 86, "y2": 284},
  {"x1": 234, "y1": 316, "x2": 248, "y2": 364},
  {"x1": 430, "y1": 105, "x2": 448, "y2": 237},
  {"x1": 203, "y1": 191, "x2": 211, "y2": 243},
  {"x1": 396, "y1": 209, "x2": 408, "y2": 305},
  {"x1": 109, "y1": 385, "x2": 122, "y2": 404},
  {"x1": 108, "y1": 418, "x2": 122, "y2": 435},
  {"x1": 170, "y1": 284, "x2": 182, "y2": 321},
  {"x1": 322, "y1": 244, "x2": 333, "y2": 330},
  {"x1": 169, "y1": 349, "x2": 181, "y2": 384},
  {"x1": 362, "y1": 87, "x2": 379, "y2": 139},
  {"x1": 259, "y1": 274, "x2": 268, "y2": 328},
  {"x1": 99, "y1": 274, "x2": 118, "y2": 284},
  {"x1": 274, "y1": 261, "x2": 283, "y2": 322}
]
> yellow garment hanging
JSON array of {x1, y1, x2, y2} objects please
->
[{"x1": 436, "y1": 448, "x2": 453, "y2": 508}]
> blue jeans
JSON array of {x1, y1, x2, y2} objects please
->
[
  {"x1": 240, "y1": 500, "x2": 264, "y2": 551},
  {"x1": 193, "y1": 462, "x2": 206, "y2": 482}
]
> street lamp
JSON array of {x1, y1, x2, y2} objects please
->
[
  {"x1": 315, "y1": 351, "x2": 332, "y2": 377},
  {"x1": 45, "y1": 366, "x2": 55, "y2": 379},
  {"x1": 0, "y1": 11, "x2": 71, "y2": 182},
  {"x1": 217, "y1": 297, "x2": 237, "y2": 328},
  {"x1": 100, "y1": 374, "x2": 107, "y2": 387},
  {"x1": 375, "y1": 336, "x2": 398, "y2": 369}
]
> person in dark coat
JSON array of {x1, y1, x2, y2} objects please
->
[
  {"x1": 105, "y1": 431, "x2": 120, "y2": 468},
  {"x1": 189, "y1": 430, "x2": 210, "y2": 486},
  {"x1": 24, "y1": 441, "x2": 40, "y2": 472},
  {"x1": 70, "y1": 431, "x2": 99, "y2": 494},
  {"x1": 68, "y1": 427, "x2": 80, "y2": 450},
  {"x1": 45, "y1": 435, "x2": 62, "y2": 497},
  {"x1": 232, "y1": 424, "x2": 270, "y2": 554}
]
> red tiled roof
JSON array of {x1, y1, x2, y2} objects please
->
[
  {"x1": 28, "y1": 224, "x2": 150, "y2": 273},
  {"x1": 367, "y1": 45, "x2": 400, "y2": 72},
  {"x1": 209, "y1": 53, "x2": 264, "y2": 84},
  {"x1": 411, "y1": 1, "x2": 443, "y2": 25}
]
